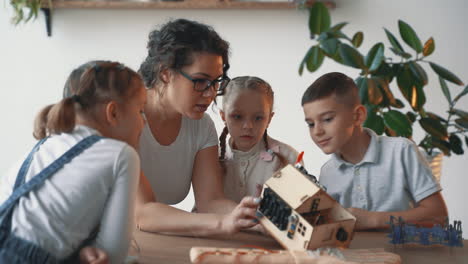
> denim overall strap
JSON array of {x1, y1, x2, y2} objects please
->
[
  {"x1": 0, "y1": 135, "x2": 102, "y2": 263},
  {"x1": 13, "y1": 138, "x2": 48, "y2": 191},
  {"x1": 0, "y1": 135, "x2": 102, "y2": 225}
]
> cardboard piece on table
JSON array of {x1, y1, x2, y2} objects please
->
[{"x1": 190, "y1": 247, "x2": 401, "y2": 264}]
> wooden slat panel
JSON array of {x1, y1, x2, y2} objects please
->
[{"x1": 41, "y1": 0, "x2": 299, "y2": 9}]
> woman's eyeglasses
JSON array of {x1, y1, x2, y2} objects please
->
[{"x1": 177, "y1": 69, "x2": 230, "y2": 95}]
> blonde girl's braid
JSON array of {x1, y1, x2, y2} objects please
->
[
  {"x1": 263, "y1": 129, "x2": 288, "y2": 168},
  {"x1": 219, "y1": 126, "x2": 229, "y2": 161},
  {"x1": 263, "y1": 128, "x2": 270, "y2": 150}
]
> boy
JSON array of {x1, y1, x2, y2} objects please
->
[{"x1": 301, "y1": 72, "x2": 448, "y2": 230}]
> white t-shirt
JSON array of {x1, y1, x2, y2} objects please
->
[
  {"x1": 319, "y1": 128, "x2": 441, "y2": 212},
  {"x1": 139, "y1": 113, "x2": 218, "y2": 204},
  {"x1": 222, "y1": 135, "x2": 300, "y2": 203},
  {"x1": 0, "y1": 125, "x2": 140, "y2": 263}
]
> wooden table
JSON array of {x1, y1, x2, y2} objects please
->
[{"x1": 130, "y1": 229, "x2": 468, "y2": 263}]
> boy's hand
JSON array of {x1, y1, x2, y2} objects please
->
[
  {"x1": 79, "y1": 246, "x2": 109, "y2": 264},
  {"x1": 347, "y1": 207, "x2": 378, "y2": 230}
]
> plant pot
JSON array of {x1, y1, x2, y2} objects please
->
[{"x1": 422, "y1": 150, "x2": 444, "y2": 183}]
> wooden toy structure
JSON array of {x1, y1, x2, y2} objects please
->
[{"x1": 257, "y1": 164, "x2": 356, "y2": 250}]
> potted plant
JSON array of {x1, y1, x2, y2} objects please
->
[
  {"x1": 10, "y1": 0, "x2": 50, "y2": 25},
  {"x1": 298, "y1": 2, "x2": 468, "y2": 178}
]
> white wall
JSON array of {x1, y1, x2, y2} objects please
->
[{"x1": 1, "y1": 0, "x2": 467, "y2": 236}]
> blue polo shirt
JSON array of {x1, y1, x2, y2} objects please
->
[{"x1": 319, "y1": 128, "x2": 441, "y2": 212}]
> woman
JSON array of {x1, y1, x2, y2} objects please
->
[{"x1": 136, "y1": 19, "x2": 259, "y2": 236}]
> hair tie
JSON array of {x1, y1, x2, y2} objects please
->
[
  {"x1": 71, "y1": 94, "x2": 81, "y2": 104},
  {"x1": 93, "y1": 65, "x2": 102, "y2": 73}
]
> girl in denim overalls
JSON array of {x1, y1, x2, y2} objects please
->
[{"x1": 0, "y1": 61, "x2": 147, "y2": 263}]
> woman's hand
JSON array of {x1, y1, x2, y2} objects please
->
[
  {"x1": 220, "y1": 196, "x2": 261, "y2": 235},
  {"x1": 79, "y1": 247, "x2": 109, "y2": 264}
]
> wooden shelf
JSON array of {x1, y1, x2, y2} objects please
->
[
  {"x1": 39, "y1": 0, "x2": 334, "y2": 36},
  {"x1": 42, "y1": 0, "x2": 298, "y2": 9}
]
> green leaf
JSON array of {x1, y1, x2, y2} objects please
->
[
  {"x1": 449, "y1": 134, "x2": 464, "y2": 155},
  {"x1": 352, "y1": 31, "x2": 364, "y2": 48},
  {"x1": 356, "y1": 77, "x2": 368, "y2": 104},
  {"x1": 374, "y1": 62, "x2": 394, "y2": 83},
  {"x1": 364, "y1": 110, "x2": 385, "y2": 135},
  {"x1": 450, "y1": 108, "x2": 468, "y2": 120},
  {"x1": 392, "y1": 99, "x2": 405, "y2": 108},
  {"x1": 406, "y1": 111, "x2": 417, "y2": 123},
  {"x1": 306, "y1": 46, "x2": 325, "y2": 72},
  {"x1": 429, "y1": 62, "x2": 464, "y2": 86},
  {"x1": 396, "y1": 64, "x2": 413, "y2": 102},
  {"x1": 298, "y1": 62, "x2": 305, "y2": 76},
  {"x1": 384, "y1": 28, "x2": 405, "y2": 54},
  {"x1": 395, "y1": 64, "x2": 425, "y2": 110},
  {"x1": 409, "y1": 61, "x2": 428, "y2": 86},
  {"x1": 419, "y1": 117, "x2": 448, "y2": 140},
  {"x1": 454, "y1": 85, "x2": 468, "y2": 102},
  {"x1": 411, "y1": 84, "x2": 426, "y2": 111},
  {"x1": 299, "y1": 47, "x2": 312, "y2": 76},
  {"x1": 329, "y1": 50, "x2": 344, "y2": 63},
  {"x1": 367, "y1": 77, "x2": 383, "y2": 105},
  {"x1": 398, "y1": 20, "x2": 423, "y2": 53},
  {"x1": 309, "y1": 2, "x2": 331, "y2": 37},
  {"x1": 373, "y1": 76, "x2": 394, "y2": 106},
  {"x1": 431, "y1": 137, "x2": 451, "y2": 156},
  {"x1": 317, "y1": 32, "x2": 330, "y2": 41},
  {"x1": 329, "y1": 30, "x2": 350, "y2": 40},
  {"x1": 330, "y1": 22, "x2": 348, "y2": 32},
  {"x1": 383, "y1": 110, "x2": 413, "y2": 137},
  {"x1": 455, "y1": 118, "x2": 468, "y2": 129},
  {"x1": 426, "y1": 112, "x2": 447, "y2": 124},
  {"x1": 423, "y1": 37, "x2": 435, "y2": 57},
  {"x1": 320, "y1": 38, "x2": 339, "y2": 56},
  {"x1": 338, "y1": 43, "x2": 365, "y2": 69},
  {"x1": 438, "y1": 76, "x2": 452, "y2": 105},
  {"x1": 389, "y1": 47, "x2": 412, "y2": 59},
  {"x1": 365, "y1": 43, "x2": 385, "y2": 72}
]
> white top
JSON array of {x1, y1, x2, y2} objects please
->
[
  {"x1": 139, "y1": 113, "x2": 218, "y2": 204},
  {"x1": 0, "y1": 126, "x2": 140, "y2": 263},
  {"x1": 222, "y1": 135, "x2": 300, "y2": 203},
  {"x1": 319, "y1": 128, "x2": 441, "y2": 212}
]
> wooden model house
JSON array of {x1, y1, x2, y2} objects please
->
[{"x1": 258, "y1": 164, "x2": 356, "y2": 250}]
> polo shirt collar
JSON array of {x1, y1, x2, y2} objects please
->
[{"x1": 329, "y1": 128, "x2": 380, "y2": 168}]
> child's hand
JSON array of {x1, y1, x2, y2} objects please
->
[
  {"x1": 249, "y1": 221, "x2": 268, "y2": 235},
  {"x1": 79, "y1": 246, "x2": 109, "y2": 264},
  {"x1": 346, "y1": 207, "x2": 378, "y2": 230},
  {"x1": 220, "y1": 196, "x2": 261, "y2": 235}
]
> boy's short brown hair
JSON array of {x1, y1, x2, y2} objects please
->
[{"x1": 301, "y1": 72, "x2": 360, "y2": 107}]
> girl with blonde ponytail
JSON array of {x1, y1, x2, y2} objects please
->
[{"x1": 0, "y1": 60, "x2": 147, "y2": 264}]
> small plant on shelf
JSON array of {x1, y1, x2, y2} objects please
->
[{"x1": 9, "y1": 0, "x2": 51, "y2": 25}]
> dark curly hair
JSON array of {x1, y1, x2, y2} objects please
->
[{"x1": 139, "y1": 18, "x2": 230, "y2": 91}]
